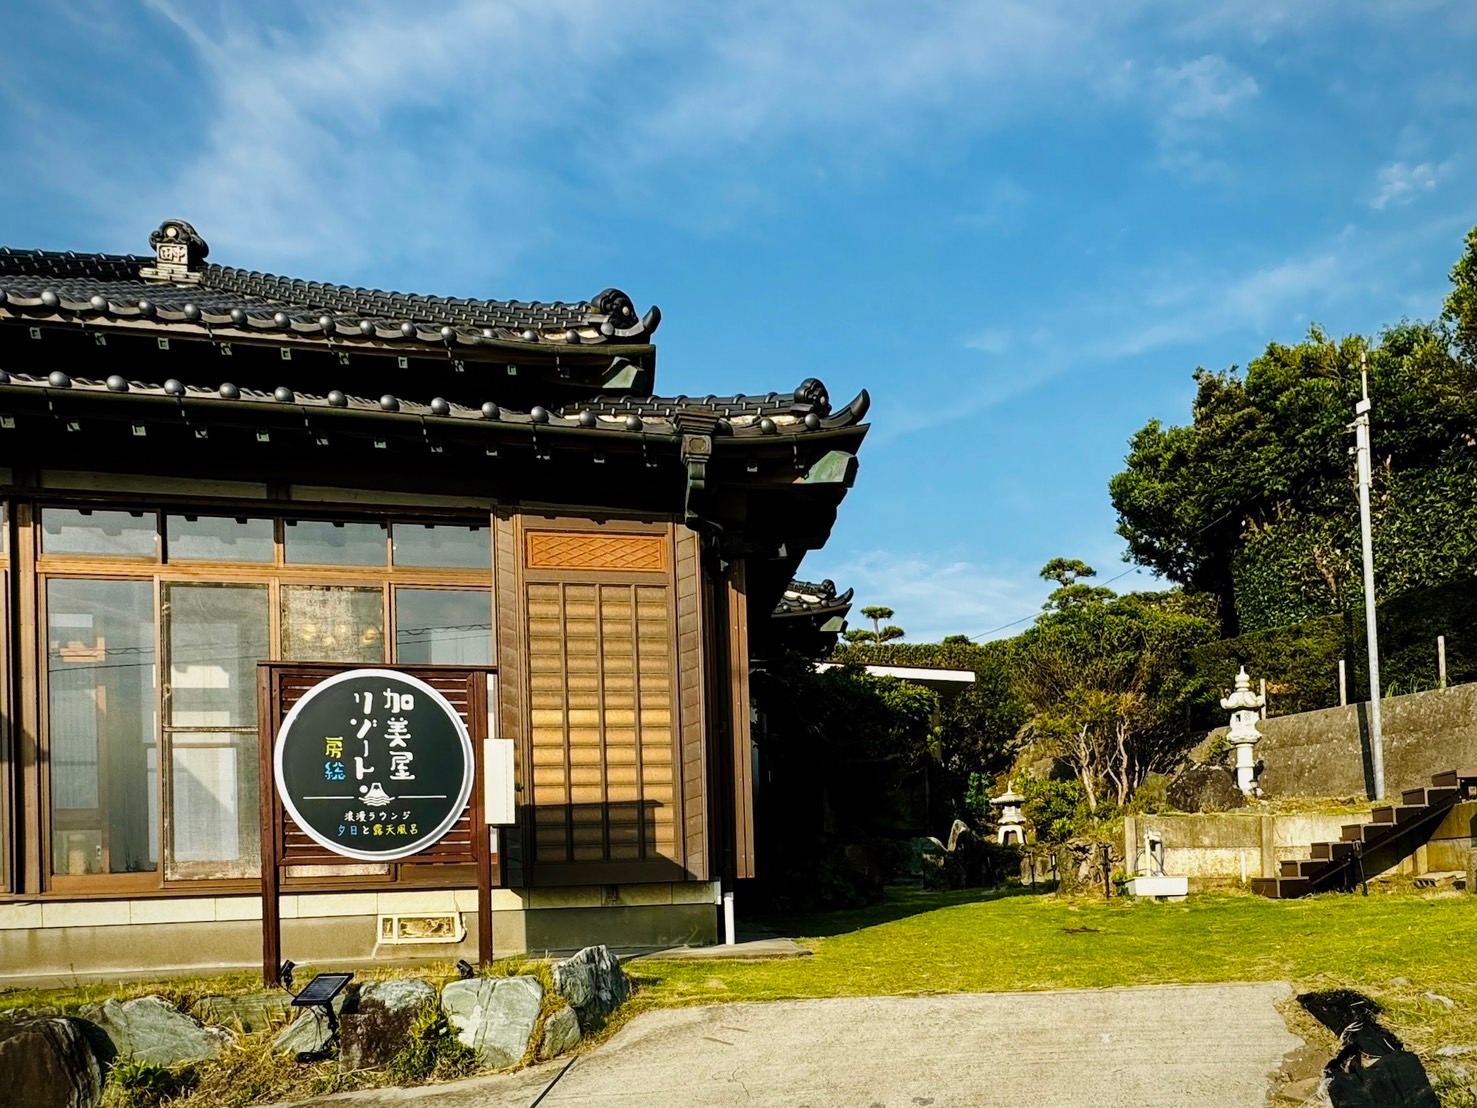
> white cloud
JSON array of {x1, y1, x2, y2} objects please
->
[
  {"x1": 1369, "y1": 159, "x2": 1451, "y2": 209},
  {"x1": 34, "y1": 2, "x2": 1294, "y2": 276},
  {"x1": 804, "y1": 548, "x2": 1164, "y2": 643},
  {"x1": 807, "y1": 550, "x2": 1045, "y2": 643},
  {"x1": 1155, "y1": 55, "x2": 1259, "y2": 121},
  {"x1": 1148, "y1": 54, "x2": 1259, "y2": 177},
  {"x1": 889, "y1": 215, "x2": 1474, "y2": 439}
]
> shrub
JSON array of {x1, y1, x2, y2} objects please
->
[{"x1": 1019, "y1": 776, "x2": 1089, "y2": 844}]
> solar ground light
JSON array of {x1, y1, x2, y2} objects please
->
[{"x1": 279, "y1": 961, "x2": 354, "y2": 1063}]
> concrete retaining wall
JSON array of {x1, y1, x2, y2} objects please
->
[
  {"x1": 1211, "y1": 681, "x2": 1477, "y2": 798},
  {"x1": 1129, "y1": 803, "x2": 1477, "y2": 886}
]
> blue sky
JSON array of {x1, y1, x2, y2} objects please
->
[{"x1": 3, "y1": 1, "x2": 1475, "y2": 640}]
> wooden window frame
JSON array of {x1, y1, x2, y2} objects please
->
[{"x1": 25, "y1": 498, "x2": 496, "y2": 898}]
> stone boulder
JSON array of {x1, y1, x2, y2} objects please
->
[
  {"x1": 537, "y1": 1003, "x2": 581, "y2": 1061},
  {"x1": 1168, "y1": 764, "x2": 1246, "y2": 813},
  {"x1": 80, "y1": 996, "x2": 229, "y2": 1066},
  {"x1": 552, "y1": 946, "x2": 630, "y2": 1031},
  {"x1": 442, "y1": 975, "x2": 543, "y2": 1070},
  {"x1": 0, "y1": 1017, "x2": 104, "y2": 1108},
  {"x1": 192, "y1": 992, "x2": 293, "y2": 1034},
  {"x1": 339, "y1": 978, "x2": 438, "y2": 1071},
  {"x1": 946, "y1": 820, "x2": 990, "y2": 887}
]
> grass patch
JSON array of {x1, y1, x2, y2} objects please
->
[{"x1": 634, "y1": 886, "x2": 1477, "y2": 1000}]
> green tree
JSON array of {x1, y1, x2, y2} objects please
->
[
  {"x1": 1444, "y1": 225, "x2": 1477, "y2": 367},
  {"x1": 1011, "y1": 565, "x2": 1217, "y2": 810},
  {"x1": 832, "y1": 637, "x2": 1027, "y2": 821},
  {"x1": 1110, "y1": 297, "x2": 1477, "y2": 634},
  {"x1": 1039, "y1": 559, "x2": 1115, "y2": 610},
  {"x1": 844, "y1": 604, "x2": 906, "y2": 645}
]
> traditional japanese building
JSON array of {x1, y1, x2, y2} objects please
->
[{"x1": 0, "y1": 219, "x2": 868, "y2": 982}]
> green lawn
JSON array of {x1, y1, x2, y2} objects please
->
[{"x1": 633, "y1": 885, "x2": 1477, "y2": 1001}]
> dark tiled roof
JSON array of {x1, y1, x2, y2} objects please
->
[
  {"x1": 0, "y1": 219, "x2": 658, "y2": 350},
  {"x1": 565, "y1": 377, "x2": 870, "y2": 433},
  {"x1": 773, "y1": 578, "x2": 854, "y2": 618},
  {"x1": 0, "y1": 369, "x2": 868, "y2": 441}
]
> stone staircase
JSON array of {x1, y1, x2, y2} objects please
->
[{"x1": 1251, "y1": 769, "x2": 1477, "y2": 899}]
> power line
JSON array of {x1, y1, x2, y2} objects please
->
[{"x1": 966, "y1": 565, "x2": 1141, "y2": 642}]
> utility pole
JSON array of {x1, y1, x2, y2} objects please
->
[{"x1": 1352, "y1": 351, "x2": 1386, "y2": 800}]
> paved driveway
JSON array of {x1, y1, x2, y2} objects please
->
[{"x1": 299, "y1": 981, "x2": 1302, "y2": 1108}]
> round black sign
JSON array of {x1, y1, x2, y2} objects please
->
[{"x1": 274, "y1": 669, "x2": 474, "y2": 861}]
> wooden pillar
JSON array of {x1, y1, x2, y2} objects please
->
[
  {"x1": 14, "y1": 499, "x2": 42, "y2": 895},
  {"x1": 257, "y1": 664, "x2": 281, "y2": 987},
  {"x1": 725, "y1": 561, "x2": 755, "y2": 881}
]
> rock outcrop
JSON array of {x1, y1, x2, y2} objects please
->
[
  {"x1": 79, "y1": 996, "x2": 229, "y2": 1066},
  {"x1": 552, "y1": 946, "x2": 630, "y2": 1032},
  {"x1": 441, "y1": 976, "x2": 543, "y2": 1069},
  {"x1": 0, "y1": 1016, "x2": 104, "y2": 1108}
]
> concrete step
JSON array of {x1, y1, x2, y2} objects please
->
[
  {"x1": 1372, "y1": 805, "x2": 1426, "y2": 825},
  {"x1": 1401, "y1": 786, "x2": 1458, "y2": 807},
  {"x1": 1251, "y1": 876, "x2": 1310, "y2": 899},
  {"x1": 1429, "y1": 768, "x2": 1477, "y2": 789},
  {"x1": 1279, "y1": 858, "x2": 1330, "y2": 878}
]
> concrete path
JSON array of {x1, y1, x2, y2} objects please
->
[{"x1": 297, "y1": 982, "x2": 1302, "y2": 1108}]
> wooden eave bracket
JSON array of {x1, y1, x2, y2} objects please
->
[{"x1": 798, "y1": 449, "x2": 858, "y2": 487}]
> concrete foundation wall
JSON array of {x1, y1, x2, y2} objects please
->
[
  {"x1": 0, "y1": 882, "x2": 720, "y2": 986},
  {"x1": 1213, "y1": 681, "x2": 1477, "y2": 798}
]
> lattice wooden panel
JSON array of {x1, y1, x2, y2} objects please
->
[
  {"x1": 525, "y1": 531, "x2": 667, "y2": 573},
  {"x1": 525, "y1": 582, "x2": 677, "y2": 869}
]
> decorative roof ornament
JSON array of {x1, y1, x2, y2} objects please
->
[
  {"x1": 791, "y1": 377, "x2": 831, "y2": 418},
  {"x1": 592, "y1": 288, "x2": 637, "y2": 325},
  {"x1": 141, "y1": 219, "x2": 208, "y2": 284}
]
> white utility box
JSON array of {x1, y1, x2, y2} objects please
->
[{"x1": 1124, "y1": 875, "x2": 1189, "y2": 902}]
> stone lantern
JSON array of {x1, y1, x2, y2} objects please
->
[
  {"x1": 990, "y1": 780, "x2": 1026, "y2": 845},
  {"x1": 1219, "y1": 667, "x2": 1265, "y2": 796}
]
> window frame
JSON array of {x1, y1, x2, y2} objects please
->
[{"x1": 30, "y1": 500, "x2": 496, "y2": 896}]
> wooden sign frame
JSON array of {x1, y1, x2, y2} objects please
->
[{"x1": 257, "y1": 662, "x2": 498, "y2": 985}]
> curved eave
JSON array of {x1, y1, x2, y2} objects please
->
[{"x1": 0, "y1": 374, "x2": 870, "y2": 447}]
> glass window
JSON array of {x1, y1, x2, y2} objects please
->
[
  {"x1": 167, "y1": 515, "x2": 275, "y2": 563},
  {"x1": 165, "y1": 584, "x2": 268, "y2": 728},
  {"x1": 392, "y1": 523, "x2": 492, "y2": 570},
  {"x1": 164, "y1": 584, "x2": 268, "y2": 879},
  {"x1": 283, "y1": 520, "x2": 387, "y2": 566},
  {"x1": 47, "y1": 579, "x2": 158, "y2": 876},
  {"x1": 395, "y1": 588, "x2": 493, "y2": 664},
  {"x1": 281, "y1": 585, "x2": 385, "y2": 662},
  {"x1": 42, "y1": 509, "x2": 157, "y2": 558}
]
